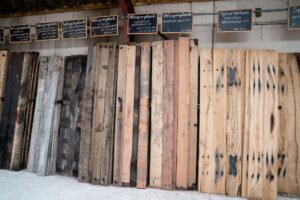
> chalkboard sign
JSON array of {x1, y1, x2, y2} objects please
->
[
  {"x1": 91, "y1": 15, "x2": 118, "y2": 37},
  {"x1": 36, "y1": 22, "x2": 59, "y2": 41},
  {"x1": 10, "y1": 25, "x2": 31, "y2": 43},
  {"x1": 0, "y1": 28, "x2": 4, "y2": 43},
  {"x1": 288, "y1": 6, "x2": 300, "y2": 30},
  {"x1": 161, "y1": 12, "x2": 193, "y2": 34},
  {"x1": 218, "y1": 9, "x2": 252, "y2": 32},
  {"x1": 128, "y1": 14, "x2": 158, "y2": 35},
  {"x1": 62, "y1": 19, "x2": 87, "y2": 39}
]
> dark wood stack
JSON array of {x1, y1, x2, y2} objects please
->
[
  {"x1": 57, "y1": 55, "x2": 87, "y2": 177},
  {"x1": 0, "y1": 52, "x2": 39, "y2": 171}
]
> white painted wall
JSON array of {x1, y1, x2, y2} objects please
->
[{"x1": 0, "y1": 0, "x2": 299, "y2": 56}]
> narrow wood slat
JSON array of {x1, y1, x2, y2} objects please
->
[
  {"x1": 188, "y1": 39, "x2": 198, "y2": 189},
  {"x1": 161, "y1": 40, "x2": 175, "y2": 190},
  {"x1": 122, "y1": 45, "x2": 136, "y2": 185},
  {"x1": 150, "y1": 41, "x2": 163, "y2": 188},
  {"x1": 278, "y1": 53, "x2": 300, "y2": 195},
  {"x1": 0, "y1": 51, "x2": 9, "y2": 122},
  {"x1": 176, "y1": 36, "x2": 190, "y2": 189},
  {"x1": 136, "y1": 42, "x2": 151, "y2": 189}
]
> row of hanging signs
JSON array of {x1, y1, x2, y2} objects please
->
[{"x1": 0, "y1": 6, "x2": 299, "y2": 43}]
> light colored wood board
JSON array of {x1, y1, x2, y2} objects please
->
[
  {"x1": 122, "y1": 45, "x2": 136, "y2": 185},
  {"x1": 225, "y1": 50, "x2": 246, "y2": 196},
  {"x1": 136, "y1": 42, "x2": 151, "y2": 189},
  {"x1": 176, "y1": 36, "x2": 190, "y2": 189},
  {"x1": 150, "y1": 41, "x2": 163, "y2": 188},
  {"x1": 278, "y1": 54, "x2": 300, "y2": 195},
  {"x1": 0, "y1": 51, "x2": 9, "y2": 122},
  {"x1": 113, "y1": 45, "x2": 127, "y2": 186},
  {"x1": 198, "y1": 49, "x2": 213, "y2": 193},
  {"x1": 241, "y1": 50, "x2": 250, "y2": 198},
  {"x1": 78, "y1": 46, "x2": 96, "y2": 182},
  {"x1": 246, "y1": 50, "x2": 265, "y2": 199},
  {"x1": 262, "y1": 50, "x2": 278, "y2": 200},
  {"x1": 187, "y1": 39, "x2": 198, "y2": 189},
  {"x1": 161, "y1": 40, "x2": 175, "y2": 190}
]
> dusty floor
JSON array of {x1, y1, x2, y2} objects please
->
[{"x1": 0, "y1": 170, "x2": 298, "y2": 200}]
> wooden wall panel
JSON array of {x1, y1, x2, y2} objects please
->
[
  {"x1": 278, "y1": 54, "x2": 300, "y2": 195},
  {"x1": 150, "y1": 41, "x2": 163, "y2": 188},
  {"x1": 57, "y1": 55, "x2": 86, "y2": 177},
  {"x1": 0, "y1": 51, "x2": 9, "y2": 122},
  {"x1": 136, "y1": 42, "x2": 151, "y2": 189}
]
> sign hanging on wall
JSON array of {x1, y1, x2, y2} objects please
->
[
  {"x1": 62, "y1": 19, "x2": 87, "y2": 39},
  {"x1": 161, "y1": 12, "x2": 193, "y2": 34},
  {"x1": 288, "y1": 6, "x2": 300, "y2": 30},
  {"x1": 36, "y1": 22, "x2": 59, "y2": 41},
  {"x1": 0, "y1": 28, "x2": 4, "y2": 43},
  {"x1": 128, "y1": 14, "x2": 158, "y2": 35},
  {"x1": 218, "y1": 9, "x2": 252, "y2": 32},
  {"x1": 90, "y1": 15, "x2": 118, "y2": 37},
  {"x1": 10, "y1": 25, "x2": 31, "y2": 43}
]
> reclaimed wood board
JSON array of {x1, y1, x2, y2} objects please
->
[
  {"x1": 27, "y1": 56, "x2": 63, "y2": 176},
  {"x1": 278, "y1": 53, "x2": 300, "y2": 195},
  {"x1": 57, "y1": 55, "x2": 87, "y2": 177},
  {"x1": 0, "y1": 51, "x2": 9, "y2": 122},
  {"x1": 136, "y1": 42, "x2": 151, "y2": 189},
  {"x1": 78, "y1": 46, "x2": 96, "y2": 182},
  {"x1": 150, "y1": 41, "x2": 163, "y2": 188},
  {"x1": 90, "y1": 42, "x2": 117, "y2": 185}
]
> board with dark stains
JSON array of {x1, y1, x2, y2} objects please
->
[{"x1": 0, "y1": 51, "x2": 9, "y2": 122}]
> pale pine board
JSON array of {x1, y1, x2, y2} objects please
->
[
  {"x1": 0, "y1": 51, "x2": 9, "y2": 122},
  {"x1": 278, "y1": 54, "x2": 300, "y2": 195},
  {"x1": 150, "y1": 41, "x2": 163, "y2": 188}
]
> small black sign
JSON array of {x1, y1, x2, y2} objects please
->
[
  {"x1": 161, "y1": 12, "x2": 193, "y2": 34},
  {"x1": 91, "y1": 15, "x2": 118, "y2": 37},
  {"x1": 36, "y1": 22, "x2": 59, "y2": 41},
  {"x1": 289, "y1": 6, "x2": 300, "y2": 30},
  {"x1": 128, "y1": 14, "x2": 157, "y2": 34},
  {"x1": 0, "y1": 28, "x2": 4, "y2": 43},
  {"x1": 218, "y1": 9, "x2": 252, "y2": 32},
  {"x1": 10, "y1": 25, "x2": 31, "y2": 43},
  {"x1": 62, "y1": 19, "x2": 87, "y2": 39}
]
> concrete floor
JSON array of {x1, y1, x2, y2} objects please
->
[{"x1": 0, "y1": 170, "x2": 298, "y2": 200}]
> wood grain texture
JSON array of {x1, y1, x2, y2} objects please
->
[
  {"x1": 150, "y1": 41, "x2": 163, "y2": 188},
  {"x1": 278, "y1": 54, "x2": 300, "y2": 195},
  {"x1": 161, "y1": 40, "x2": 176, "y2": 190},
  {"x1": 136, "y1": 42, "x2": 151, "y2": 189},
  {"x1": 176, "y1": 36, "x2": 190, "y2": 189},
  {"x1": 0, "y1": 51, "x2": 9, "y2": 122},
  {"x1": 57, "y1": 55, "x2": 86, "y2": 177}
]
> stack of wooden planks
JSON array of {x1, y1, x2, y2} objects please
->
[
  {"x1": 0, "y1": 52, "x2": 39, "y2": 171},
  {"x1": 57, "y1": 55, "x2": 87, "y2": 177},
  {"x1": 27, "y1": 56, "x2": 64, "y2": 176}
]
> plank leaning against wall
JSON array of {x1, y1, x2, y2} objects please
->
[{"x1": 0, "y1": 51, "x2": 9, "y2": 122}]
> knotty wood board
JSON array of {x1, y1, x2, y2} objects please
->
[
  {"x1": 113, "y1": 45, "x2": 127, "y2": 186},
  {"x1": 78, "y1": 46, "x2": 96, "y2": 182},
  {"x1": 136, "y1": 42, "x2": 151, "y2": 189},
  {"x1": 278, "y1": 53, "x2": 300, "y2": 195},
  {"x1": 57, "y1": 55, "x2": 86, "y2": 177},
  {"x1": 225, "y1": 50, "x2": 246, "y2": 196},
  {"x1": 161, "y1": 40, "x2": 175, "y2": 190},
  {"x1": 0, "y1": 51, "x2": 9, "y2": 122},
  {"x1": 176, "y1": 37, "x2": 190, "y2": 189},
  {"x1": 188, "y1": 39, "x2": 198, "y2": 189},
  {"x1": 122, "y1": 45, "x2": 136, "y2": 185},
  {"x1": 150, "y1": 41, "x2": 163, "y2": 188}
]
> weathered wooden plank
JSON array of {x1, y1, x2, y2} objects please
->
[
  {"x1": 150, "y1": 41, "x2": 163, "y2": 188},
  {"x1": 176, "y1": 36, "x2": 190, "y2": 189},
  {"x1": 225, "y1": 50, "x2": 246, "y2": 196},
  {"x1": 122, "y1": 45, "x2": 136, "y2": 185},
  {"x1": 113, "y1": 45, "x2": 127, "y2": 186},
  {"x1": 78, "y1": 46, "x2": 96, "y2": 182},
  {"x1": 161, "y1": 40, "x2": 175, "y2": 190},
  {"x1": 136, "y1": 42, "x2": 151, "y2": 189},
  {"x1": 188, "y1": 39, "x2": 198, "y2": 189},
  {"x1": 278, "y1": 54, "x2": 300, "y2": 195},
  {"x1": 57, "y1": 55, "x2": 86, "y2": 177},
  {"x1": 0, "y1": 51, "x2": 9, "y2": 122}
]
